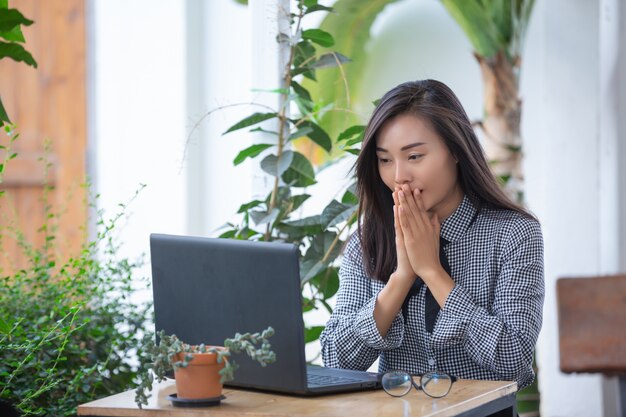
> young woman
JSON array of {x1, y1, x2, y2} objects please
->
[{"x1": 320, "y1": 80, "x2": 544, "y2": 393}]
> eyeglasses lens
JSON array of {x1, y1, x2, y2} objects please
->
[
  {"x1": 421, "y1": 371, "x2": 452, "y2": 398},
  {"x1": 381, "y1": 371, "x2": 412, "y2": 397}
]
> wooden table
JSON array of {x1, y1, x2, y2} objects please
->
[{"x1": 77, "y1": 379, "x2": 517, "y2": 417}]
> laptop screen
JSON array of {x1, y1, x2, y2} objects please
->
[{"x1": 150, "y1": 234, "x2": 308, "y2": 393}]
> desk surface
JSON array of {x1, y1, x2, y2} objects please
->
[{"x1": 77, "y1": 379, "x2": 516, "y2": 417}]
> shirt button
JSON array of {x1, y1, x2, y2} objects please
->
[{"x1": 428, "y1": 358, "x2": 436, "y2": 366}]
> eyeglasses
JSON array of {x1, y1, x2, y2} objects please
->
[{"x1": 381, "y1": 370, "x2": 457, "y2": 398}]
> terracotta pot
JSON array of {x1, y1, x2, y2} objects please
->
[{"x1": 173, "y1": 348, "x2": 226, "y2": 399}]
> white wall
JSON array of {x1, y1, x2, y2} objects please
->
[
  {"x1": 185, "y1": 0, "x2": 253, "y2": 236},
  {"x1": 89, "y1": 0, "x2": 187, "y2": 295}
]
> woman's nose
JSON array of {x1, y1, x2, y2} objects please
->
[{"x1": 394, "y1": 162, "x2": 412, "y2": 185}]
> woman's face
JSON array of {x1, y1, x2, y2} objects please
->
[{"x1": 375, "y1": 113, "x2": 463, "y2": 220}]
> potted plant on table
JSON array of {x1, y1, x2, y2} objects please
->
[{"x1": 134, "y1": 327, "x2": 276, "y2": 408}]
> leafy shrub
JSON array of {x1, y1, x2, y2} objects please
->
[{"x1": 0, "y1": 134, "x2": 151, "y2": 416}]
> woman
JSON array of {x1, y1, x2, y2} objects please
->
[{"x1": 320, "y1": 80, "x2": 544, "y2": 393}]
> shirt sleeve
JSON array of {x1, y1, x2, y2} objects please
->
[
  {"x1": 431, "y1": 216, "x2": 544, "y2": 386},
  {"x1": 320, "y1": 234, "x2": 405, "y2": 370}
]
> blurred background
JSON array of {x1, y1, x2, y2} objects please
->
[{"x1": 1, "y1": 1, "x2": 625, "y2": 416}]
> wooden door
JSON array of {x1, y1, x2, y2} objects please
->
[{"x1": 0, "y1": 0, "x2": 86, "y2": 272}]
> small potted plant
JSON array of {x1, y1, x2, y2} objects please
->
[{"x1": 134, "y1": 327, "x2": 276, "y2": 408}]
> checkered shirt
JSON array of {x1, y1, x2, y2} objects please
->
[{"x1": 320, "y1": 194, "x2": 544, "y2": 390}]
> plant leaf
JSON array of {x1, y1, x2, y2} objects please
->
[
  {"x1": 305, "y1": 5, "x2": 334, "y2": 14},
  {"x1": 250, "y1": 208, "x2": 280, "y2": 226},
  {"x1": 299, "y1": 121, "x2": 332, "y2": 152},
  {"x1": 0, "y1": 40, "x2": 37, "y2": 67},
  {"x1": 304, "y1": 325, "x2": 325, "y2": 343},
  {"x1": 281, "y1": 151, "x2": 316, "y2": 187},
  {"x1": 260, "y1": 151, "x2": 294, "y2": 177},
  {"x1": 291, "y1": 80, "x2": 312, "y2": 101},
  {"x1": 310, "y1": 52, "x2": 351, "y2": 69},
  {"x1": 0, "y1": 8, "x2": 34, "y2": 34},
  {"x1": 310, "y1": 267, "x2": 340, "y2": 299},
  {"x1": 223, "y1": 112, "x2": 277, "y2": 134},
  {"x1": 233, "y1": 143, "x2": 273, "y2": 166},
  {"x1": 302, "y1": 29, "x2": 335, "y2": 47},
  {"x1": 337, "y1": 125, "x2": 365, "y2": 142},
  {"x1": 288, "y1": 126, "x2": 313, "y2": 141},
  {"x1": 0, "y1": 95, "x2": 10, "y2": 126},
  {"x1": 321, "y1": 200, "x2": 357, "y2": 228},
  {"x1": 237, "y1": 200, "x2": 264, "y2": 214},
  {"x1": 440, "y1": 0, "x2": 504, "y2": 58}
]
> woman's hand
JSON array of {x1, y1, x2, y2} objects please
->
[
  {"x1": 397, "y1": 184, "x2": 442, "y2": 280},
  {"x1": 392, "y1": 188, "x2": 416, "y2": 283}
]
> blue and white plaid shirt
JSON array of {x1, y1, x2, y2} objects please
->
[{"x1": 320, "y1": 194, "x2": 544, "y2": 390}]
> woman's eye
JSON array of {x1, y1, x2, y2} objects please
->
[
  {"x1": 378, "y1": 158, "x2": 391, "y2": 164},
  {"x1": 409, "y1": 154, "x2": 423, "y2": 161}
]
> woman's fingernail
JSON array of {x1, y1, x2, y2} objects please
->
[{"x1": 399, "y1": 191, "x2": 404, "y2": 198}]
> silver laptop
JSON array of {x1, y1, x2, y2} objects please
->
[{"x1": 150, "y1": 233, "x2": 382, "y2": 395}]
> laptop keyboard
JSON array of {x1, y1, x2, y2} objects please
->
[{"x1": 307, "y1": 373, "x2": 362, "y2": 387}]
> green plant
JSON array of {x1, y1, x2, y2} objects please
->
[
  {"x1": 0, "y1": 0, "x2": 37, "y2": 127},
  {"x1": 0, "y1": 130, "x2": 152, "y2": 416},
  {"x1": 134, "y1": 327, "x2": 276, "y2": 408},
  {"x1": 215, "y1": 0, "x2": 364, "y2": 349}
]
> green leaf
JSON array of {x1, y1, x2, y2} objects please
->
[
  {"x1": 299, "y1": 121, "x2": 332, "y2": 153},
  {"x1": 305, "y1": 5, "x2": 334, "y2": 14},
  {"x1": 291, "y1": 81, "x2": 312, "y2": 102},
  {"x1": 280, "y1": 214, "x2": 323, "y2": 239},
  {"x1": 310, "y1": 267, "x2": 340, "y2": 299},
  {"x1": 288, "y1": 126, "x2": 313, "y2": 141},
  {"x1": 284, "y1": 215, "x2": 322, "y2": 228},
  {"x1": 237, "y1": 200, "x2": 264, "y2": 214},
  {"x1": 293, "y1": 40, "x2": 316, "y2": 68},
  {"x1": 300, "y1": 259, "x2": 325, "y2": 283},
  {"x1": 440, "y1": 0, "x2": 504, "y2": 58},
  {"x1": 223, "y1": 112, "x2": 277, "y2": 134},
  {"x1": 337, "y1": 125, "x2": 365, "y2": 142},
  {"x1": 310, "y1": 52, "x2": 351, "y2": 69},
  {"x1": 233, "y1": 143, "x2": 273, "y2": 166},
  {"x1": 260, "y1": 151, "x2": 294, "y2": 177},
  {"x1": 281, "y1": 151, "x2": 316, "y2": 187},
  {"x1": 250, "y1": 87, "x2": 289, "y2": 95},
  {"x1": 341, "y1": 185, "x2": 358, "y2": 205},
  {"x1": 250, "y1": 208, "x2": 280, "y2": 226},
  {"x1": 320, "y1": 200, "x2": 357, "y2": 228},
  {"x1": 304, "y1": 0, "x2": 318, "y2": 8},
  {"x1": 344, "y1": 148, "x2": 360, "y2": 156},
  {"x1": 218, "y1": 229, "x2": 237, "y2": 239},
  {"x1": 0, "y1": 95, "x2": 10, "y2": 125},
  {"x1": 0, "y1": 8, "x2": 34, "y2": 34},
  {"x1": 287, "y1": 194, "x2": 310, "y2": 212},
  {"x1": 0, "y1": 23, "x2": 25, "y2": 42},
  {"x1": 302, "y1": 29, "x2": 335, "y2": 47},
  {"x1": 0, "y1": 40, "x2": 37, "y2": 67},
  {"x1": 304, "y1": 325, "x2": 325, "y2": 344}
]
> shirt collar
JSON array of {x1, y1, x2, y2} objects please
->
[{"x1": 440, "y1": 194, "x2": 478, "y2": 244}]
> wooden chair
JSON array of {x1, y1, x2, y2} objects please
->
[{"x1": 557, "y1": 275, "x2": 626, "y2": 416}]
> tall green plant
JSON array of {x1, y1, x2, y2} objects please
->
[
  {"x1": 0, "y1": 0, "x2": 37, "y2": 127},
  {"x1": 218, "y1": 0, "x2": 364, "y2": 345}
]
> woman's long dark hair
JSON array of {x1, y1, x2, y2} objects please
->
[{"x1": 355, "y1": 79, "x2": 535, "y2": 282}]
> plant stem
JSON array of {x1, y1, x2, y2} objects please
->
[{"x1": 265, "y1": 2, "x2": 306, "y2": 241}]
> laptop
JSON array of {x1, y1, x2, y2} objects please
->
[{"x1": 150, "y1": 233, "x2": 382, "y2": 395}]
